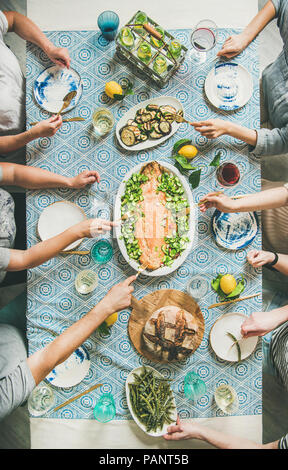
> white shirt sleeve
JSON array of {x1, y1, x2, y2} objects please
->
[{"x1": 0, "y1": 10, "x2": 9, "y2": 39}]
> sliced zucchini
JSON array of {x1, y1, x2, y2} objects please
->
[
  {"x1": 140, "y1": 134, "x2": 148, "y2": 141},
  {"x1": 150, "y1": 129, "x2": 163, "y2": 139},
  {"x1": 141, "y1": 113, "x2": 152, "y2": 123},
  {"x1": 127, "y1": 125, "x2": 141, "y2": 137},
  {"x1": 135, "y1": 115, "x2": 143, "y2": 124},
  {"x1": 160, "y1": 105, "x2": 177, "y2": 115},
  {"x1": 120, "y1": 127, "x2": 136, "y2": 146},
  {"x1": 146, "y1": 104, "x2": 159, "y2": 111},
  {"x1": 136, "y1": 108, "x2": 146, "y2": 115},
  {"x1": 177, "y1": 109, "x2": 184, "y2": 117},
  {"x1": 159, "y1": 121, "x2": 172, "y2": 135}
]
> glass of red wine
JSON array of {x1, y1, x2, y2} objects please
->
[
  {"x1": 190, "y1": 19, "x2": 218, "y2": 63},
  {"x1": 216, "y1": 162, "x2": 241, "y2": 187},
  {"x1": 97, "y1": 11, "x2": 119, "y2": 41}
]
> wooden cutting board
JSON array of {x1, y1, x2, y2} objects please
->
[{"x1": 128, "y1": 289, "x2": 205, "y2": 363}]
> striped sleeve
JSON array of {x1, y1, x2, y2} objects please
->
[
  {"x1": 271, "y1": 322, "x2": 288, "y2": 389},
  {"x1": 279, "y1": 434, "x2": 288, "y2": 449}
]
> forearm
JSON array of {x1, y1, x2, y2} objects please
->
[
  {"x1": 0, "y1": 129, "x2": 37, "y2": 153},
  {"x1": 6, "y1": 11, "x2": 53, "y2": 55},
  {"x1": 196, "y1": 425, "x2": 267, "y2": 449},
  {"x1": 267, "y1": 305, "x2": 288, "y2": 329},
  {"x1": 7, "y1": 224, "x2": 84, "y2": 271},
  {"x1": 272, "y1": 253, "x2": 288, "y2": 275},
  {"x1": 233, "y1": 187, "x2": 288, "y2": 212},
  {"x1": 1, "y1": 162, "x2": 72, "y2": 189},
  {"x1": 226, "y1": 122, "x2": 257, "y2": 146},
  {"x1": 27, "y1": 300, "x2": 112, "y2": 385},
  {"x1": 241, "y1": 0, "x2": 276, "y2": 46}
]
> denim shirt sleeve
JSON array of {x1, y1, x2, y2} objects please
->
[{"x1": 249, "y1": 124, "x2": 288, "y2": 156}]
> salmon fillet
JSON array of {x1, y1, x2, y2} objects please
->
[{"x1": 134, "y1": 162, "x2": 176, "y2": 270}]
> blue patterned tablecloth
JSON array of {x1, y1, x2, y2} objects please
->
[{"x1": 26, "y1": 28, "x2": 262, "y2": 420}]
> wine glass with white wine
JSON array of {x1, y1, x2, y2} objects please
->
[{"x1": 214, "y1": 384, "x2": 239, "y2": 414}]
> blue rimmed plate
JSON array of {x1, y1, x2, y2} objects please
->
[
  {"x1": 45, "y1": 346, "x2": 90, "y2": 388},
  {"x1": 33, "y1": 65, "x2": 83, "y2": 113},
  {"x1": 211, "y1": 210, "x2": 258, "y2": 250},
  {"x1": 205, "y1": 62, "x2": 253, "y2": 111}
]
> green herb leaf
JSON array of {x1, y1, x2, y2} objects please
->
[
  {"x1": 211, "y1": 274, "x2": 226, "y2": 300},
  {"x1": 210, "y1": 151, "x2": 222, "y2": 168},
  {"x1": 226, "y1": 276, "x2": 245, "y2": 299},
  {"x1": 174, "y1": 161, "x2": 189, "y2": 175},
  {"x1": 189, "y1": 169, "x2": 202, "y2": 189},
  {"x1": 113, "y1": 93, "x2": 124, "y2": 101},
  {"x1": 173, "y1": 138, "x2": 191, "y2": 154},
  {"x1": 174, "y1": 155, "x2": 197, "y2": 170},
  {"x1": 98, "y1": 322, "x2": 110, "y2": 335}
]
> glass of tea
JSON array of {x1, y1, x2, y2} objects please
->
[
  {"x1": 97, "y1": 11, "x2": 119, "y2": 41},
  {"x1": 216, "y1": 162, "x2": 241, "y2": 187}
]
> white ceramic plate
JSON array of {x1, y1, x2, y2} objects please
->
[
  {"x1": 116, "y1": 96, "x2": 183, "y2": 151},
  {"x1": 34, "y1": 65, "x2": 83, "y2": 113},
  {"x1": 126, "y1": 366, "x2": 177, "y2": 437},
  {"x1": 210, "y1": 312, "x2": 258, "y2": 362},
  {"x1": 45, "y1": 346, "x2": 90, "y2": 388},
  {"x1": 37, "y1": 201, "x2": 87, "y2": 251},
  {"x1": 205, "y1": 62, "x2": 253, "y2": 111},
  {"x1": 212, "y1": 210, "x2": 258, "y2": 250},
  {"x1": 114, "y1": 160, "x2": 196, "y2": 277}
]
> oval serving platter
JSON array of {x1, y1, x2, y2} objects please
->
[
  {"x1": 34, "y1": 65, "x2": 83, "y2": 113},
  {"x1": 114, "y1": 160, "x2": 196, "y2": 277},
  {"x1": 205, "y1": 62, "x2": 253, "y2": 111},
  {"x1": 37, "y1": 201, "x2": 87, "y2": 251},
  {"x1": 116, "y1": 96, "x2": 183, "y2": 151},
  {"x1": 126, "y1": 365, "x2": 177, "y2": 437},
  {"x1": 45, "y1": 346, "x2": 90, "y2": 388},
  {"x1": 211, "y1": 209, "x2": 258, "y2": 250}
]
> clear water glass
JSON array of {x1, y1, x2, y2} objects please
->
[
  {"x1": 190, "y1": 19, "x2": 217, "y2": 63},
  {"x1": 186, "y1": 275, "x2": 209, "y2": 301},
  {"x1": 184, "y1": 372, "x2": 206, "y2": 401},
  {"x1": 92, "y1": 108, "x2": 114, "y2": 136},
  {"x1": 28, "y1": 383, "x2": 55, "y2": 417},
  {"x1": 214, "y1": 384, "x2": 239, "y2": 414},
  {"x1": 93, "y1": 393, "x2": 116, "y2": 422},
  {"x1": 97, "y1": 11, "x2": 119, "y2": 40},
  {"x1": 75, "y1": 269, "x2": 98, "y2": 294},
  {"x1": 91, "y1": 239, "x2": 113, "y2": 264}
]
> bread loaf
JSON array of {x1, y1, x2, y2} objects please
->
[{"x1": 142, "y1": 305, "x2": 199, "y2": 361}]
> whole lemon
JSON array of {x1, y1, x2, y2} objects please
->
[
  {"x1": 105, "y1": 312, "x2": 118, "y2": 327},
  {"x1": 178, "y1": 145, "x2": 198, "y2": 159},
  {"x1": 105, "y1": 81, "x2": 123, "y2": 99},
  {"x1": 220, "y1": 274, "x2": 237, "y2": 295}
]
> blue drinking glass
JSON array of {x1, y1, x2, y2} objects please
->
[
  {"x1": 97, "y1": 11, "x2": 120, "y2": 41},
  {"x1": 91, "y1": 239, "x2": 113, "y2": 264},
  {"x1": 184, "y1": 372, "x2": 206, "y2": 401},
  {"x1": 93, "y1": 393, "x2": 116, "y2": 422}
]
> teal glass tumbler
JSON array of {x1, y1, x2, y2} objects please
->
[
  {"x1": 97, "y1": 11, "x2": 119, "y2": 41},
  {"x1": 93, "y1": 393, "x2": 116, "y2": 422},
  {"x1": 184, "y1": 372, "x2": 206, "y2": 401},
  {"x1": 91, "y1": 239, "x2": 113, "y2": 264}
]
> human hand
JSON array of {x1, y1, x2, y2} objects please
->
[
  {"x1": 45, "y1": 44, "x2": 71, "y2": 68},
  {"x1": 163, "y1": 417, "x2": 202, "y2": 441},
  {"x1": 247, "y1": 249, "x2": 275, "y2": 268},
  {"x1": 100, "y1": 275, "x2": 136, "y2": 316},
  {"x1": 69, "y1": 170, "x2": 100, "y2": 189},
  {"x1": 191, "y1": 119, "x2": 230, "y2": 139},
  {"x1": 241, "y1": 311, "x2": 281, "y2": 338},
  {"x1": 217, "y1": 33, "x2": 249, "y2": 59},
  {"x1": 198, "y1": 192, "x2": 239, "y2": 213},
  {"x1": 31, "y1": 115, "x2": 62, "y2": 138},
  {"x1": 75, "y1": 218, "x2": 118, "y2": 239}
]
